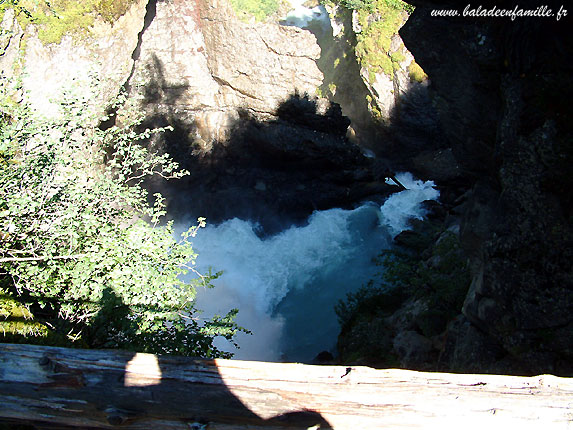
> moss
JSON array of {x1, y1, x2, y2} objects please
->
[
  {"x1": 229, "y1": 0, "x2": 280, "y2": 22},
  {"x1": 94, "y1": 0, "x2": 136, "y2": 24},
  {"x1": 3, "y1": 0, "x2": 137, "y2": 45},
  {"x1": 0, "y1": 288, "x2": 74, "y2": 347},
  {"x1": 369, "y1": 99, "x2": 382, "y2": 119},
  {"x1": 328, "y1": 82, "x2": 337, "y2": 95},
  {"x1": 408, "y1": 61, "x2": 427, "y2": 83},
  {"x1": 354, "y1": 1, "x2": 406, "y2": 78},
  {"x1": 368, "y1": 69, "x2": 376, "y2": 83},
  {"x1": 390, "y1": 50, "x2": 405, "y2": 64}
]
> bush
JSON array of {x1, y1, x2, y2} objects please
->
[
  {"x1": 0, "y1": 78, "x2": 245, "y2": 357},
  {"x1": 329, "y1": 0, "x2": 413, "y2": 14},
  {"x1": 336, "y1": 228, "x2": 471, "y2": 343}
]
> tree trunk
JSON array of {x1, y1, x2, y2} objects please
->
[{"x1": 0, "y1": 343, "x2": 572, "y2": 429}]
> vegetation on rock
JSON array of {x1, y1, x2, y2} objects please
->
[
  {"x1": 408, "y1": 60, "x2": 427, "y2": 82},
  {"x1": 229, "y1": 0, "x2": 280, "y2": 22},
  {"x1": 336, "y1": 215, "x2": 471, "y2": 368},
  {"x1": 0, "y1": 77, "x2": 244, "y2": 357},
  {"x1": 0, "y1": 0, "x2": 138, "y2": 44},
  {"x1": 322, "y1": 0, "x2": 415, "y2": 81}
]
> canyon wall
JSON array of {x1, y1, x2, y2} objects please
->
[
  {"x1": 399, "y1": 0, "x2": 573, "y2": 374},
  {"x1": 0, "y1": 0, "x2": 394, "y2": 231}
]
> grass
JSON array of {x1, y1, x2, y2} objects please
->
[{"x1": 0, "y1": 289, "x2": 49, "y2": 340}]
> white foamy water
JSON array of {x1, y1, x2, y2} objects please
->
[
  {"x1": 188, "y1": 173, "x2": 438, "y2": 361},
  {"x1": 380, "y1": 173, "x2": 440, "y2": 237},
  {"x1": 282, "y1": 0, "x2": 331, "y2": 32}
]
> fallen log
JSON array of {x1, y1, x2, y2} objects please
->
[{"x1": 0, "y1": 343, "x2": 572, "y2": 429}]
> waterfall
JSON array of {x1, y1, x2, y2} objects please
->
[{"x1": 186, "y1": 173, "x2": 439, "y2": 362}]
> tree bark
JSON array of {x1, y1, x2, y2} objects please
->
[{"x1": 0, "y1": 343, "x2": 572, "y2": 429}]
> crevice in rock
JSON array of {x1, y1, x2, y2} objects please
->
[
  {"x1": 100, "y1": 0, "x2": 158, "y2": 130},
  {"x1": 211, "y1": 75, "x2": 263, "y2": 101},
  {"x1": 255, "y1": 29, "x2": 316, "y2": 59}
]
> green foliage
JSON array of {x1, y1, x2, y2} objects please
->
[
  {"x1": 1, "y1": 0, "x2": 137, "y2": 45},
  {"x1": 377, "y1": 232, "x2": 470, "y2": 315},
  {"x1": 0, "y1": 288, "x2": 49, "y2": 339},
  {"x1": 324, "y1": 0, "x2": 413, "y2": 82},
  {"x1": 229, "y1": 0, "x2": 280, "y2": 22},
  {"x1": 335, "y1": 281, "x2": 407, "y2": 328},
  {"x1": 93, "y1": 0, "x2": 136, "y2": 24},
  {"x1": 0, "y1": 77, "x2": 245, "y2": 357},
  {"x1": 328, "y1": 0, "x2": 413, "y2": 14},
  {"x1": 337, "y1": 227, "x2": 471, "y2": 339},
  {"x1": 354, "y1": 1, "x2": 407, "y2": 80},
  {"x1": 390, "y1": 50, "x2": 405, "y2": 64},
  {"x1": 408, "y1": 61, "x2": 427, "y2": 83}
]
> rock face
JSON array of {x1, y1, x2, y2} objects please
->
[
  {"x1": 1, "y1": 0, "x2": 394, "y2": 231},
  {"x1": 125, "y1": 0, "x2": 394, "y2": 230},
  {"x1": 325, "y1": 6, "x2": 427, "y2": 123},
  {"x1": 129, "y1": 0, "x2": 324, "y2": 141},
  {"x1": 398, "y1": 0, "x2": 573, "y2": 375},
  {"x1": 0, "y1": 0, "x2": 149, "y2": 116}
]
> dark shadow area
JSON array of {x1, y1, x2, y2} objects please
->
[
  {"x1": 137, "y1": 56, "x2": 398, "y2": 236},
  {"x1": 297, "y1": 7, "x2": 387, "y2": 152},
  {"x1": 0, "y1": 287, "x2": 333, "y2": 429},
  {"x1": 267, "y1": 1, "x2": 573, "y2": 378},
  {"x1": 335, "y1": 0, "x2": 573, "y2": 377},
  {"x1": 278, "y1": 8, "x2": 468, "y2": 208}
]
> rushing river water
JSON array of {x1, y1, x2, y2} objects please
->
[{"x1": 187, "y1": 173, "x2": 439, "y2": 362}]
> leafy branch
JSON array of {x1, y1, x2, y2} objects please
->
[{"x1": 0, "y1": 77, "x2": 246, "y2": 357}]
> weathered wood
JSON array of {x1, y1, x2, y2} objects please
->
[{"x1": 0, "y1": 344, "x2": 572, "y2": 429}]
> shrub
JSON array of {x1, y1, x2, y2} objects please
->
[
  {"x1": 336, "y1": 228, "x2": 471, "y2": 342},
  {"x1": 353, "y1": 1, "x2": 409, "y2": 79},
  {"x1": 328, "y1": 0, "x2": 413, "y2": 14},
  {"x1": 0, "y1": 78, "x2": 245, "y2": 357}
]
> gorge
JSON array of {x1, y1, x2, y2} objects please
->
[{"x1": 0, "y1": 0, "x2": 571, "y2": 377}]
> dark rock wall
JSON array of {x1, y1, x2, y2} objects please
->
[{"x1": 400, "y1": 0, "x2": 573, "y2": 374}]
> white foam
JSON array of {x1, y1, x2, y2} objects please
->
[
  {"x1": 283, "y1": 0, "x2": 331, "y2": 32},
  {"x1": 379, "y1": 172, "x2": 440, "y2": 237},
  {"x1": 187, "y1": 173, "x2": 439, "y2": 361}
]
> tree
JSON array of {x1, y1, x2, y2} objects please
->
[{"x1": 0, "y1": 77, "x2": 245, "y2": 358}]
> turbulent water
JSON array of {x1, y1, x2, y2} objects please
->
[
  {"x1": 282, "y1": 0, "x2": 331, "y2": 31},
  {"x1": 187, "y1": 173, "x2": 439, "y2": 362}
]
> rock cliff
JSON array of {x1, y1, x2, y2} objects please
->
[
  {"x1": 0, "y1": 0, "x2": 149, "y2": 116},
  {"x1": 129, "y1": 0, "x2": 324, "y2": 141},
  {"x1": 337, "y1": 0, "x2": 572, "y2": 376},
  {"x1": 396, "y1": 0, "x2": 573, "y2": 374},
  {"x1": 0, "y1": 0, "x2": 394, "y2": 231},
  {"x1": 126, "y1": 0, "x2": 394, "y2": 229}
]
